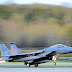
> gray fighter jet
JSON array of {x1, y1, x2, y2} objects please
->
[{"x1": 1, "y1": 43, "x2": 72, "y2": 67}]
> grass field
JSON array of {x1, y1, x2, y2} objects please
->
[{"x1": 0, "y1": 65, "x2": 72, "y2": 67}]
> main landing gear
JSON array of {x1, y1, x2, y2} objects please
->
[
  {"x1": 35, "y1": 64, "x2": 38, "y2": 67},
  {"x1": 24, "y1": 62, "x2": 38, "y2": 67},
  {"x1": 27, "y1": 63, "x2": 30, "y2": 67},
  {"x1": 26, "y1": 64, "x2": 38, "y2": 67}
]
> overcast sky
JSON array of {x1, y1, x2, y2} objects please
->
[{"x1": 0, "y1": 0, "x2": 72, "y2": 6}]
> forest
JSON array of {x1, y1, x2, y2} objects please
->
[{"x1": 0, "y1": 4, "x2": 72, "y2": 48}]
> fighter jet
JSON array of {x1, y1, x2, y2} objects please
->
[{"x1": 1, "y1": 43, "x2": 72, "y2": 67}]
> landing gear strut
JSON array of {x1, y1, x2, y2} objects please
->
[
  {"x1": 52, "y1": 55, "x2": 57, "y2": 65},
  {"x1": 24, "y1": 62, "x2": 27, "y2": 65}
]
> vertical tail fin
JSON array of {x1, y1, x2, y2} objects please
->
[
  {"x1": 1, "y1": 43, "x2": 11, "y2": 57},
  {"x1": 10, "y1": 42, "x2": 21, "y2": 55}
]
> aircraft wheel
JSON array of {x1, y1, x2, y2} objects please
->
[
  {"x1": 35, "y1": 64, "x2": 38, "y2": 67},
  {"x1": 53, "y1": 62, "x2": 56, "y2": 65},
  {"x1": 27, "y1": 63, "x2": 30, "y2": 67}
]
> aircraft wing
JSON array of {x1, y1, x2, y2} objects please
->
[
  {"x1": 9, "y1": 51, "x2": 56, "y2": 60},
  {"x1": 9, "y1": 51, "x2": 45, "y2": 58},
  {"x1": 46, "y1": 51, "x2": 56, "y2": 57}
]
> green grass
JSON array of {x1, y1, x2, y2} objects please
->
[
  {"x1": 5, "y1": 60, "x2": 72, "y2": 64},
  {"x1": 0, "y1": 65, "x2": 72, "y2": 67},
  {"x1": 39, "y1": 65, "x2": 72, "y2": 67},
  {"x1": 0, "y1": 61, "x2": 72, "y2": 67}
]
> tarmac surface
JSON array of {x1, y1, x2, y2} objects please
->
[
  {"x1": 0, "y1": 62, "x2": 72, "y2": 72},
  {"x1": 0, "y1": 67, "x2": 72, "y2": 72},
  {"x1": 0, "y1": 62, "x2": 72, "y2": 65}
]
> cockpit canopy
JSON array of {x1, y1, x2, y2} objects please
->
[
  {"x1": 51, "y1": 44, "x2": 66, "y2": 48},
  {"x1": 56, "y1": 44, "x2": 66, "y2": 48}
]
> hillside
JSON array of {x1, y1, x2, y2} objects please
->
[{"x1": 0, "y1": 4, "x2": 72, "y2": 47}]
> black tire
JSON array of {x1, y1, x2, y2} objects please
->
[
  {"x1": 35, "y1": 64, "x2": 38, "y2": 67},
  {"x1": 27, "y1": 63, "x2": 30, "y2": 67},
  {"x1": 53, "y1": 62, "x2": 56, "y2": 65}
]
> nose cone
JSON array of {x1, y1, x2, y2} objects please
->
[{"x1": 69, "y1": 47, "x2": 72, "y2": 53}]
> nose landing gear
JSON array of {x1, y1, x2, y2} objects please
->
[
  {"x1": 53, "y1": 62, "x2": 56, "y2": 65},
  {"x1": 52, "y1": 55, "x2": 57, "y2": 65}
]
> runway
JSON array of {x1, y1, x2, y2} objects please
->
[
  {"x1": 0, "y1": 62, "x2": 72, "y2": 65},
  {"x1": 0, "y1": 67, "x2": 72, "y2": 72},
  {"x1": 0, "y1": 62, "x2": 72, "y2": 72}
]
